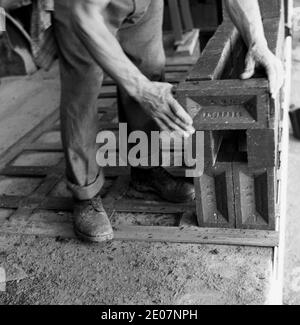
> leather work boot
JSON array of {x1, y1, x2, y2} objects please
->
[
  {"x1": 73, "y1": 197, "x2": 114, "y2": 243},
  {"x1": 131, "y1": 167, "x2": 195, "y2": 203}
]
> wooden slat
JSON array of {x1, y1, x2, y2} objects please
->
[
  {"x1": 0, "y1": 220, "x2": 279, "y2": 247},
  {"x1": 165, "y1": 65, "x2": 192, "y2": 72},
  {"x1": 0, "y1": 109, "x2": 60, "y2": 168},
  {"x1": 0, "y1": 193, "x2": 194, "y2": 216},
  {"x1": 24, "y1": 142, "x2": 63, "y2": 152},
  {"x1": 114, "y1": 226, "x2": 279, "y2": 247},
  {"x1": 0, "y1": 195, "x2": 26, "y2": 209},
  {"x1": 112, "y1": 198, "x2": 195, "y2": 214},
  {"x1": 103, "y1": 73, "x2": 186, "y2": 86},
  {"x1": 98, "y1": 92, "x2": 117, "y2": 99},
  {"x1": 0, "y1": 165, "x2": 130, "y2": 178},
  {"x1": 0, "y1": 166, "x2": 52, "y2": 177},
  {"x1": 7, "y1": 160, "x2": 65, "y2": 223},
  {"x1": 0, "y1": 195, "x2": 73, "y2": 211},
  {"x1": 166, "y1": 56, "x2": 199, "y2": 66},
  {"x1": 168, "y1": 0, "x2": 184, "y2": 44},
  {"x1": 178, "y1": 0, "x2": 194, "y2": 31}
]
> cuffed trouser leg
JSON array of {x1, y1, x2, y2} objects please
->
[{"x1": 53, "y1": 1, "x2": 104, "y2": 200}]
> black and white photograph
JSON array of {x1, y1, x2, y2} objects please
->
[{"x1": 0, "y1": 0, "x2": 298, "y2": 307}]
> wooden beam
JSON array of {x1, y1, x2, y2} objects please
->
[
  {"x1": 114, "y1": 226, "x2": 279, "y2": 247},
  {"x1": 178, "y1": 0, "x2": 194, "y2": 31},
  {"x1": 0, "y1": 219, "x2": 279, "y2": 247},
  {"x1": 168, "y1": 0, "x2": 184, "y2": 44},
  {"x1": 110, "y1": 198, "x2": 195, "y2": 214}
]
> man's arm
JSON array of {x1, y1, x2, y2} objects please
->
[
  {"x1": 224, "y1": 0, "x2": 284, "y2": 98},
  {"x1": 71, "y1": 0, "x2": 194, "y2": 137}
]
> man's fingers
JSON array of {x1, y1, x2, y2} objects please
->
[
  {"x1": 260, "y1": 52, "x2": 278, "y2": 98},
  {"x1": 165, "y1": 108, "x2": 195, "y2": 136},
  {"x1": 275, "y1": 60, "x2": 285, "y2": 96},
  {"x1": 168, "y1": 97, "x2": 194, "y2": 126},
  {"x1": 165, "y1": 109, "x2": 195, "y2": 134},
  {"x1": 154, "y1": 117, "x2": 169, "y2": 132},
  {"x1": 260, "y1": 53, "x2": 284, "y2": 99},
  {"x1": 159, "y1": 114, "x2": 192, "y2": 138},
  {"x1": 268, "y1": 68, "x2": 277, "y2": 99},
  {"x1": 266, "y1": 62, "x2": 279, "y2": 99},
  {"x1": 240, "y1": 54, "x2": 255, "y2": 80},
  {"x1": 239, "y1": 47, "x2": 284, "y2": 99},
  {"x1": 155, "y1": 117, "x2": 189, "y2": 138}
]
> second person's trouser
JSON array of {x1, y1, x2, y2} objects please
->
[{"x1": 53, "y1": 0, "x2": 166, "y2": 200}]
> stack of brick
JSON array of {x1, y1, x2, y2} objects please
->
[{"x1": 176, "y1": 0, "x2": 285, "y2": 230}]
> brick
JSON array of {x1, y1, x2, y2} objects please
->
[
  {"x1": 263, "y1": 17, "x2": 285, "y2": 58},
  {"x1": 187, "y1": 22, "x2": 238, "y2": 81},
  {"x1": 227, "y1": 35, "x2": 248, "y2": 79},
  {"x1": 188, "y1": 9, "x2": 284, "y2": 83},
  {"x1": 194, "y1": 161, "x2": 235, "y2": 228},
  {"x1": 203, "y1": 131, "x2": 223, "y2": 168},
  {"x1": 195, "y1": 161, "x2": 276, "y2": 230},
  {"x1": 233, "y1": 163, "x2": 276, "y2": 230},
  {"x1": 222, "y1": 0, "x2": 282, "y2": 20},
  {"x1": 259, "y1": 0, "x2": 282, "y2": 19},
  {"x1": 202, "y1": 129, "x2": 276, "y2": 170},
  {"x1": 177, "y1": 79, "x2": 270, "y2": 131},
  {"x1": 177, "y1": 9, "x2": 283, "y2": 231},
  {"x1": 247, "y1": 129, "x2": 276, "y2": 168}
]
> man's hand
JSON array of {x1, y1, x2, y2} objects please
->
[
  {"x1": 224, "y1": 0, "x2": 284, "y2": 99},
  {"x1": 71, "y1": 1, "x2": 195, "y2": 137},
  {"x1": 136, "y1": 81, "x2": 195, "y2": 138},
  {"x1": 241, "y1": 42, "x2": 284, "y2": 99}
]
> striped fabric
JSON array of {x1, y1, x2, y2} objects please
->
[
  {"x1": 0, "y1": 7, "x2": 5, "y2": 32},
  {"x1": 31, "y1": 0, "x2": 57, "y2": 70}
]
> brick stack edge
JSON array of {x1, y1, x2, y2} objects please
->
[{"x1": 176, "y1": 0, "x2": 285, "y2": 230}]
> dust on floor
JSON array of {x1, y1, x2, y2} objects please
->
[{"x1": 0, "y1": 233, "x2": 273, "y2": 305}]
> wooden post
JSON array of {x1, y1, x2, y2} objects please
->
[
  {"x1": 167, "y1": 0, "x2": 184, "y2": 45},
  {"x1": 178, "y1": 0, "x2": 194, "y2": 31}
]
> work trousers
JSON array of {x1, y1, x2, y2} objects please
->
[{"x1": 53, "y1": 0, "x2": 166, "y2": 200}]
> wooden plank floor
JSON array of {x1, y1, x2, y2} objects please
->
[{"x1": 0, "y1": 34, "x2": 281, "y2": 248}]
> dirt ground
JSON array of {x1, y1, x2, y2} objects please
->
[{"x1": 0, "y1": 234, "x2": 273, "y2": 305}]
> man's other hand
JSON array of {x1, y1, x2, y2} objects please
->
[
  {"x1": 241, "y1": 42, "x2": 284, "y2": 99},
  {"x1": 136, "y1": 82, "x2": 195, "y2": 138}
]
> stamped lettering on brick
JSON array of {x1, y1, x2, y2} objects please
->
[{"x1": 203, "y1": 111, "x2": 243, "y2": 119}]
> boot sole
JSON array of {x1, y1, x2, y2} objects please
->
[
  {"x1": 74, "y1": 228, "x2": 114, "y2": 243},
  {"x1": 131, "y1": 182, "x2": 195, "y2": 204}
]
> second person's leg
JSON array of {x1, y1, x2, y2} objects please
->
[{"x1": 118, "y1": 1, "x2": 195, "y2": 203}]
